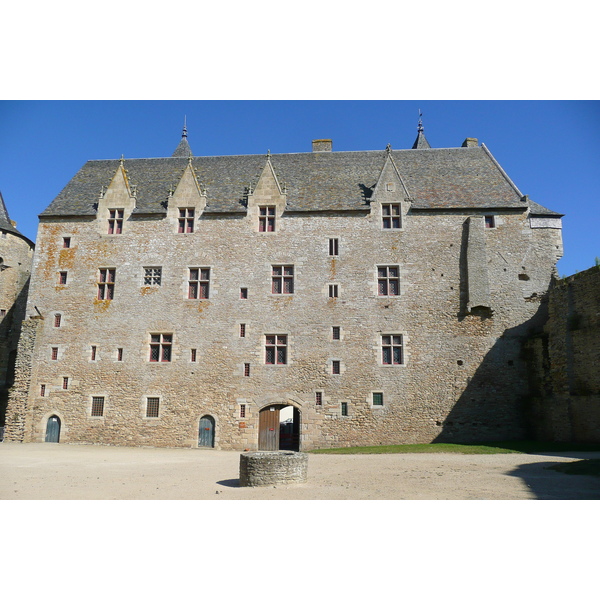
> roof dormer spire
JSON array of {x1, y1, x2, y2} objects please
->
[
  {"x1": 182, "y1": 116, "x2": 188, "y2": 138},
  {"x1": 412, "y1": 109, "x2": 431, "y2": 149}
]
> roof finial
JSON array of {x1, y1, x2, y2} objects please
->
[
  {"x1": 182, "y1": 116, "x2": 188, "y2": 139},
  {"x1": 417, "y1": 109, "x2": 424, "y2": 134}
]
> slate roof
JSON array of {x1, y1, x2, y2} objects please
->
[{"x1": 40, "y1": 141, "x2": 560, "y2": 218}]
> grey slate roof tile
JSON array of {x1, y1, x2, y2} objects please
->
[{"x1": 39, "y1": 144, "x2": 558, "y2": 218}]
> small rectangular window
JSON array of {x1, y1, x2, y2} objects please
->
[
  {"x1": 59, "y1": 271, "x2": 68, "y2": 285},
  {"x1": 146, "y1": 397, "x2": 160, "y2": 418},
  {"x1": 188, "y1": 268, "x2": 210, "y2": 299},
  {"x1": 377, "y1": 266, "x2": 400, "y2": 296},
  {"x1": 372, "y1": 392, "x2": 384, "y2": 406},
  {"x1": 40, "y1": 384, "x2": 46, "y2": 397},
  {"x1": 54, "y1": 314, "x2": 62, "y2": 328},
  {"x1": 144, "y1": 267, "x2": 162, "y2": 286},
  {"x1": 191, "y1": 348, "x2": 197, "y2": 362},
  {"x1": 329, "y1": 284, "x2": 339, "y2": 298},
  {"x1": 272, "y1": 265, "x2": 294, "y2": 294},
  {"x1": 117, "y1": 348, "x2": 123, "y2": 362},
  {"x1": 244, "y1": 363, "x2": 251, "y2": 377},
  {"x1": 63, "y1": 237, "x2": 71, "y2": 248},
  {"x1": 382, "y1": 334, "x2": 403, "y2": 365},
  {"x1": 240, "y1": 323, "x2": 246, "y2": 337},
  {"x1": 98, "y1": 268, "x2": 116, "y2": 300},
  {"x1": 149, "y1": 333, "x2": 172, "y2": 362},
  {"x1": 91, "y1": 346, "x2": 97, "y2": 361},
  {"x1": 332, "y1": 326, "x2": 340, "y2": 340},
  {"x1": 178, "y1": 208, "x2": 195, "y2": 233},
  {"x1": 341, "y1": 402, "x2": 348, "y2": 416},
  {"x1": 328, "y1": 238, "x2": 339, "y2": 256},
  {"x1": 51, "y1": 347, "x2": 59, "y2": 361},
  {"x1": 240, "y1": 404, "x2": 246, "y2": 418},
  {"x1": 259, "y1": 206, "x2": 276, "y2": 232},
  {"x1": 485, "y1": 215, "x2": 496, "y2": 228},
  {"x1": 63, "y1": 377, "x2": 69, "y2": 390},
  {"x1": 240, "y1": 288, "x2": 248, "y2": 299},
  {"x1": 108, "y1": 209, "x2": 124, "y2": 234},
  {"x1": 91, "y1": 396, "x2": 105, "y2": 417},
  {"x1": 265, "y1": 335, "x2": 287, "y2": 364},
  {"x1": 382, "y1": 204, "x2": 401, "y2": 229},
  {"x1": 332, "y1": 360, "x2": 341, "y2": 374},
  {"x1": 315, "y1": 391, "x2": 323, "y2": 406}
]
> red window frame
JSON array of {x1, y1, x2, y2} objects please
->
[
  {"x1": 272, "y1": 265, "x2": 294, "y2": 294},
  {"x1": 62, "y1": 377, "x2": 69, "y2": 390},
  {"x1": 149, "y1": 333, "x2": 172, "y2": 362},
  {"x1": 98, "y1": 268, "x2": 116, "y2": 300},
  {"x1": 259, "y1": 206, "x2": 276, "y2": 232},
  {"x1": 265, "y1": 335, "x2": 287, "y2": 364},
  {"x1": 315, "y1": 391, "x2": 323, "y2": 406},
  {"x1": 188, "y1": 268, "x2": 210, "y2": 299},
  {"x1": 108, "y1": 209, "x2": 124, "y2": 234},
  {"x1": 244, "y1": 363, "x2": 251, "y2": 376},
  {"x1": 51, "y1": 347, "x2": 59, "y2": 360},
  {"x1": 54, "y1": 314, "x2": 61, "y2": 327},
  {"x1": 178, "y1": 208, "x2": 195, "y2": 233},
  {"x1": 91, "y1": 396, "x2": 105, "y2": 417}
]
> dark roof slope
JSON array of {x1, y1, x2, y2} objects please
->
[{"x1": 40, "y1": 144, "x2": 558, "y2": 217}]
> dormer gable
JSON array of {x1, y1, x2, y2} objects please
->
[
  {"x1": 247, "y1": 153, "x2": 287, "y2": 233},
  {"x1": 370, "y1": 147, "x2": 411, "y2": 230},
  {"x1": 96, "y1": 159, "x2": 137, "y2": 235},
  {"x1": 167, "y1": 159, "x2": 207, "y2": 233}
]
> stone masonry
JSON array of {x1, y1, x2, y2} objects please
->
[{"x1": 4, "y1": 127, "x2": 564, "y2": 450}]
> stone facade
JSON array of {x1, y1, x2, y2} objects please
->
[
  {"x1": 0, "y1": 193, "x2": 35, "y2": 434},
  {"x1": 525, "y1": 266, "x2": 600, "y2": 442},
  {"x1": 4, "y1": 130, "x2": 564, "y2": 449}
]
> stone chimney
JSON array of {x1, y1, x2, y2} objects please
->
[
  {"x1": 462, "y1": 138, "x2": 478, "y2": 148},
  {"x1": 312, "y1": 139, "x2": 333, "y2": 152}
]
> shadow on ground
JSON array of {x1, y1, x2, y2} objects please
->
[{"x1": 507, "y1": 456, "x2": 600, "y2": 499}]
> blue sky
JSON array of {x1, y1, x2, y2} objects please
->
[{"x1": 0, "y1": 100, "x2": 598, "y2": 276}]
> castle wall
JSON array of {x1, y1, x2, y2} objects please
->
[
  {"x1": 526, "y1": 266, "x2": 600, "y2": 442},
  {"x1": 6, "y1": 197, "x2": 562, "y2": 449}
]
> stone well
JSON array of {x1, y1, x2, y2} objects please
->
[{"x1": 239, "y1": 451, "x2": 308, "y2": 487}]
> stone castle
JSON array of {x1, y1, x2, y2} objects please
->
[{"x1": 2, "y1": 122, "x2": 568, "y2": 450}]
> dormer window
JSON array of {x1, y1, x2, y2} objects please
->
[
  {"x1": 108, "y1": 209, "x2": 124, "y2": 234},
  {"x1": 178, "y1": 208, "x2": 195, "y2": 233},
  {"x1": 259, "y1": 206, "x2": 276, "y2": 232}
]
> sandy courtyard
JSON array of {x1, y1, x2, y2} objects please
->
[{"x1": 2, "y1": 442, "x2": 600, "y2": 500}]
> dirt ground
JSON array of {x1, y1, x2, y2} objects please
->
[{"x1": 2, "y1": 442, "x2": 600, "y2": 500}]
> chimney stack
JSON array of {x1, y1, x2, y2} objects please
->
[
  {"x1": 462, "y1": 138, "x2": 478, "y2": 148},
  {"x1": 312, "y1": 139, "x2": 332, "y2": 152}
]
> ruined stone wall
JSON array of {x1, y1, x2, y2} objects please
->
[
  {"x1": 0, "y1": 231, "x2": 34, "y2": 427},
  {"x1": 526, "y1": 266, "x2": 600, "y2": 442},
  {"x1": 8, "y1": 188, "x2": 562, "y2": 449}
]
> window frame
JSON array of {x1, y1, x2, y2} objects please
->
[
  {"x1": 188, "y1": 267, "x2": 210, "y2": 299},
  {"x1": 382, "y1": 203, "x2": 402, "y2": 229},
  {"x1": 258, "y1": 205, "x2": 276, "y2": 232},
  {"x1": 178, "y1": 208, "x2": 195, "y2": 233},
  {"x1": 98, "y1": 268, "x2": 116, "y2": 300},
  {"x1": 377, "y1": 265, "x2": 400, "y2": 296},
  {"x1": 381, "y1": 334, "x2": 404, "y2": 365},
  {"x1": 272, "y1": 265, "x2": 294, "y2": 295},
  {"x1": 149, "y1": 333, "x2": 173, "y2": 363},
  {"x1": 91, "y1": 396, "x2": 105, "y2": 417},
  {"x1": 328, "y1": 237, "x2": 339, "y2": 256},
  {"x1": 108, "y1": 209, "x2": 124, "y2": 235},
  {"x1": 145, "y1": 396, "x2": 160, "y2": 418},
  {"x1": 265, "y1": 334, "x2": 288, "y2": 365},
  {"x1": 143, "y1": 267, "x2": 162, "y2": 286}
]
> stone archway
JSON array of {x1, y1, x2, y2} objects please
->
[{"x1": 258, "y1": 404, "x2": 300, "y2": 451}]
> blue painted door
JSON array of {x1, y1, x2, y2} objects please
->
[
  {"x1": 198, "y1": 415, "x2": 215, "y2": 447},
  {"x1": 45, "y1": 416, "x2": 61, "y2": 443}
]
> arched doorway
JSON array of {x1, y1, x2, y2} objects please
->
[
  {"x1": 45, "y1": 415, "x2": 61, "y2": 443},
  {"x1": 198, "y1": 415, "x2": 215, "y2": 447},
  {"x1": 258, "y1": 404, "x2": 300, "y2": 451}
]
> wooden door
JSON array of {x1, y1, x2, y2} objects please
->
[
  {"x1": 198, "y1": 415, "x2": 215, "y2": 447},
  {"x1": 45, "y1": 416, "x2": 61, "y2": 443},
  {"x1": 259, "y1": 406, "x2": 280, "y2": 450}
]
